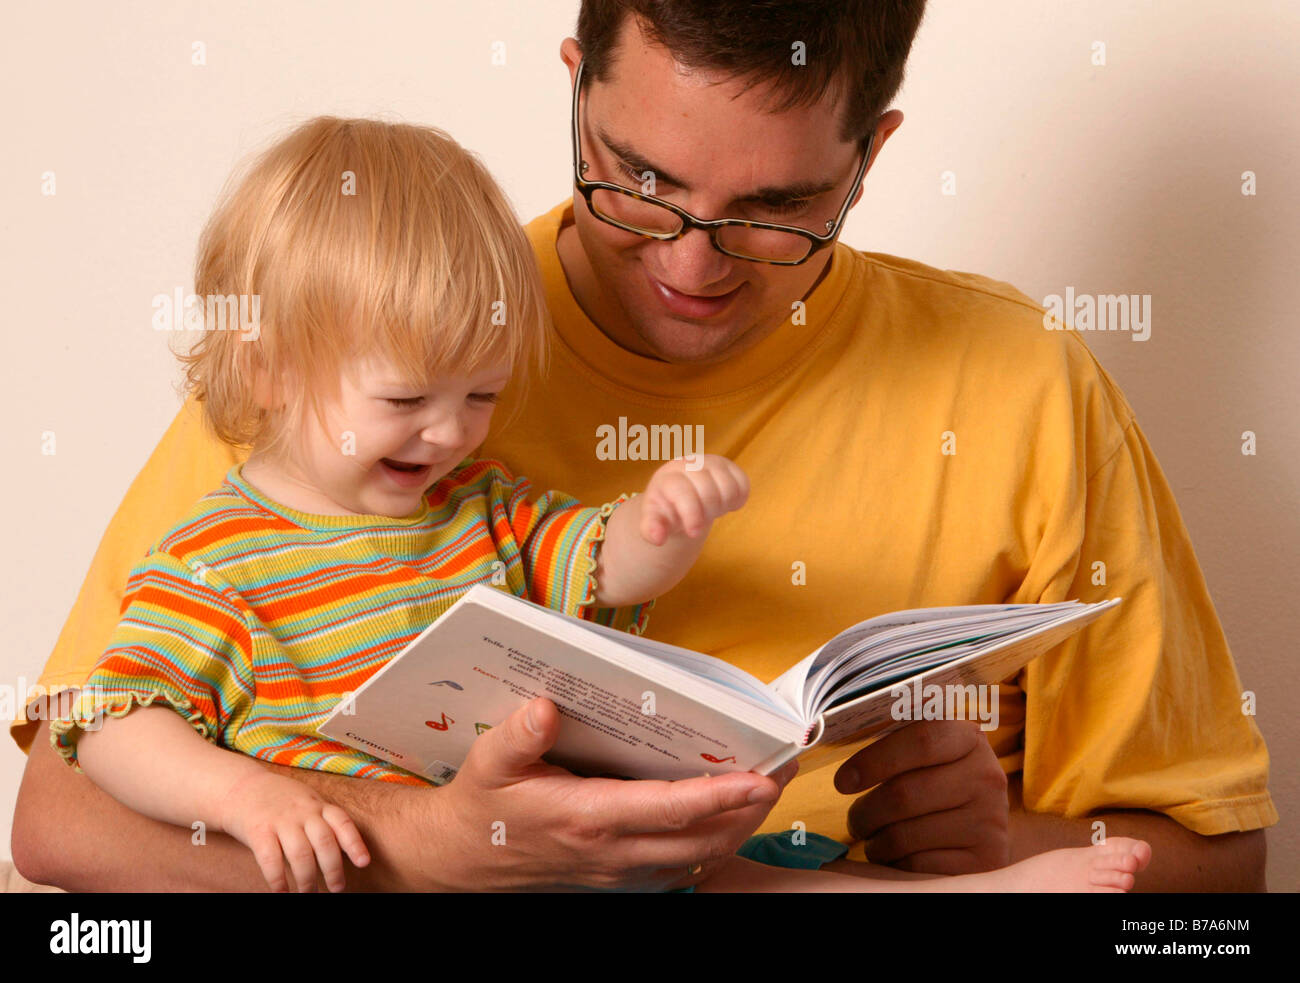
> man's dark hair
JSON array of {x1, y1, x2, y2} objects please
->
[{"x1": 576, "y1": 0, "x2": 927, "y2": 145}]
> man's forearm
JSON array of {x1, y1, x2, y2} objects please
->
[
  {"x1": 1007, "y1": 776, "x2": 1268, "y2": 892},
  {"x1": 13, "y1": 718, "x2": 273, "y2": 891},
  {"x1": 251, "y1": 759, "x2": 446, "y2": 891},
  {"x1": 12, "y1": 713, "x2": 444, "y2": 892}
]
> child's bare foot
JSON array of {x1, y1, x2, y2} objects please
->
[{"x1": 984, "y1": 837, "x2": 1153, "y2": 893}]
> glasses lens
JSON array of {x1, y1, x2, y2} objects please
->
[
  {"x1": 716, "y1": 224, "x2": 814, "y2": 264},
  {"x1": 590, "y1": 188, "x2": 681, "y2": 236}
]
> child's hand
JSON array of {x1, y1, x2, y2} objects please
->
[
  {"x1": 218, "y1": 770, "x2": 371, "y2": 893},
  {"x1": 639, "y1": 455, "x2": 749, "y2": 546}
]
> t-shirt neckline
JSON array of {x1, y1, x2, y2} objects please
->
[{"x1": 227, "y1": 464, "x2": 434, "y2": 532}]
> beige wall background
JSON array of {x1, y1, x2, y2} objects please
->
[{"x1": 2, "y1": 0, "x2": 1295, "y2": 889}]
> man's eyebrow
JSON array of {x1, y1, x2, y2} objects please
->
[{"x1": 596, "y1": 127, "x2": 840, "y2": 205}]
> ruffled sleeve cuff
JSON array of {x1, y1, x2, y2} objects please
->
[
  {"x1": 573, "y1": 493, "x2": 655, "y2": 637},
  {"x1": 49, "y1": 686, "x2": 218, "y2": 773}
]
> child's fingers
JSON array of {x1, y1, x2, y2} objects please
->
[
  {"x1": 250, "y1": 831, "x2": 290, "y2": 893},
  {"x1": 692, "y1": 457, "x2": 747, "y2": 513},
  {"x1": 303, "y1": 814, "x2": 348, "y2": 894},
  {"x1": 686, "y1": 468, "x2": 725, "y2": 517},
  {"x1": 717, "y1": 459, "x2": 750, "y2": 509},
  {"x1": 662, "y1": 473, "x2": 707, "y2": 536},
  {"x1": 322, "y1": 804, "x2": 371, "y2": 870},
  {"x1": 639, "y1": 494, "x2": 680, "y2": 544},
  {"x1": 279, "y1": 825, "x2": 321, "y2": 894}
]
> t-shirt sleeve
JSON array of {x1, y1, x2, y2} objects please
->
[
  {"x1": 49, "y1": 549, "x2": 255, "y2": 772},
  {"x1": 480, "y1": 461, "x2": 653, "y2": 635},
  {"x1": 11, "y1": 394, "x2": 243, "y2": 755},
  {"x1": 1012, "y1": 356, "x2": 1277, "y2": 835}
]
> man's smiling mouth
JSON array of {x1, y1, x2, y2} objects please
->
[{"x1": 647, "y1": 271, "x2": 744, "y2": 318}]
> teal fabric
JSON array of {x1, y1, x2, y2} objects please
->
[
  {"x1": 737, "y1": 829, "x2": 850, "y2": 869},
  {"x1": 670, "y1": 830, "x2": 850, "y2": 892}
]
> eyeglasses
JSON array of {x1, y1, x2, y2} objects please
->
[{"x1": 570, "y1": 58, "x2": 875, "y2": 266}]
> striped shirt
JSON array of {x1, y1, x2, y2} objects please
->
[{"x1": 51, "y1": 459, "x2": 649, "y2": 784}]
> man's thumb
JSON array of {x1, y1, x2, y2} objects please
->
[{"x1": 471, "y1": 697, "x2": 559, "y2": 779}]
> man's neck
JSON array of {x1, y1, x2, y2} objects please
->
[{"x1": 555, "y1": 219, "x2": 661, "y2": 360}]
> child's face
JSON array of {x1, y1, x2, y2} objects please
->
[{"x1": 290, "y1": 353, "x2": 511, "y2": 517}]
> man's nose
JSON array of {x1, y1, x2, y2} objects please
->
[{"x1": 655, "y1": 227, "x2": 733, "y2": 292}]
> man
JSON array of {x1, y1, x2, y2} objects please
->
[{"x1": 11, "y1": 0, "x2": 1273, "y2": 891}]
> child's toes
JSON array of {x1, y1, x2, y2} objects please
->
[
  {"x1": 1090, "y1": 867, "x2": 1136, "y2": 891},
  {"x1": 1130, "y1": 839, "x2": 1153, "y2": 871},
  {"x1": 1099, "y1": 836, "x2": 1152, "y2": 872}
]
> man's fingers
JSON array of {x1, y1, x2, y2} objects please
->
[
  {"x1": 844, "y1": 756, "x2": 980, "y2": 840},
  {"x1": 606, "y1": 779, "x2": 795, "y2": 883},
  {"x1": 889, "y1": 847, "x2": 985, "y2": 877},
  {"x1": 462, "y1": 697, "x2": 559, "y2": 785},
  {"x1": 835, "y1": 719, "x2": 983, "y2": 793},
  {"x1": 599, "y1": 771, "x2": 780, "y2": 837},
  {"x1": 771, "y1": 759, "x2": 799, "y2": 789},
  {"x1": 854, "y1": 803, "x2": 980, "y2": 863}
]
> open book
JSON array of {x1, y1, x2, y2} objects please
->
[{"x1": 318, "y1": 585, "x2": 1121, "y2": 784}]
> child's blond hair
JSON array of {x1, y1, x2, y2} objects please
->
[{"x1": 176, "y1": 116, "x2": 548, "y2": 463}]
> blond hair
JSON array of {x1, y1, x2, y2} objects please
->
[{"x1": 176, "y1": 116, "x2": 548, "y2": 463}]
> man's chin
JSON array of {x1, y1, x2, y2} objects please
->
[{"x1": 632, "y1": 317, "x2": 756, "y2": 365}]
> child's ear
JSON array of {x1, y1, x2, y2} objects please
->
[
  {"x1": 251, "y1": 364, "x2": 276, "y2": 410},
  {"x1": 250, "y1": 363, "x2": 295, "y2": 413}
]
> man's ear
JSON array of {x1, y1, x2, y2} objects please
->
[
  {"x1": 847, "y1": 110, "x2": 905, "y2": 209},
  {"x1": 867, "y1": 110, "x2": 905, "y2": 172},
  {"x1": 559, "y1": 37, "x2": 582, "y2": 84}
]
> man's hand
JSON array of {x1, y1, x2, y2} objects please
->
[
  {"x1": 422, "y1": 696, "x2": 797, "y2": 892},
  {"x1": 835, "y1": 719, "x2": 1010, "y2": 875}
]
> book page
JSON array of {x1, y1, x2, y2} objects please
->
[
  {"x1": 764, "y1": 602, "x2": 1078, "y2": 715},
  {"x1": 795, "y1": 599, "x2": 1121, "y2": 775}
]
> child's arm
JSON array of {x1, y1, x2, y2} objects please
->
[
  {"x1": 75, "y1": 704, "x2": 370, "y2": 892},
  {"x1": 592, "y1": 455, "x2": 749, "y2": 607}
]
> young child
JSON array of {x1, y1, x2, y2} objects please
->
[{"x1": 51, "y1": 117, "x2": 1150, "y2": 895}]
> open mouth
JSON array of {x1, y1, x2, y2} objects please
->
[{"x1": 379, "y1": 458, "x2": 435, "y2": 486}]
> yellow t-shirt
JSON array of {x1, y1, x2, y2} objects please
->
[{"x1": 16, "y1": 199, "x2": 1276, "y2": 858}]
